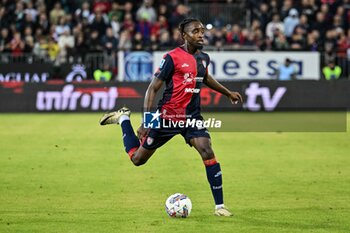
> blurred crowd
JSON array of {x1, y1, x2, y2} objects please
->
[
  {"x1": 0, "y1": 0, "x2": 190, "y2": 65},
  {"x1": 1, "y1": 0, "x2": 350, "y2": 69},
  {"x1": 245, "y1": 0, "x2": 350, "y2": 72}
]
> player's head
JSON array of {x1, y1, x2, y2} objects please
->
[{"x1": 179, "y1": 18, "x2": 205, "y2": 50}]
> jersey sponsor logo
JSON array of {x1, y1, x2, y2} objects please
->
[
  {"x1": 185, "y1": 88, "x2": 200, "y2": 93},
  {"x1": 181, "y1": 63, "x2": 189, "y2": 67}
]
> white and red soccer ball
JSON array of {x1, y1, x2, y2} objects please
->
[{"x1": 165, "y1": 193, "x2": 192, "y2": 218}]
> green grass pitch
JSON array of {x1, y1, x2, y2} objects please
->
[{"x1": 0, "y1": 113, "x2": 349, "y2": 233}]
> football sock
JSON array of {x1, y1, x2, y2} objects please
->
[
  {"x1": 119, "y1": 115, "x2": 130, "y2": 124},
  {"x1": 120, "y1": 120, "x2": 140, "y2": 157},
  {"x1": 204, "y1": 158, "x2": 224, "y2": 205}
]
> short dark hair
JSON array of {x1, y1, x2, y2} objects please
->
[{"x1": 178, "y1": 18, "x2": 201, "y2": 35}]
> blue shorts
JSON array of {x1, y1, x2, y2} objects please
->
[{"x1": 141, "y1": 120, "x2": 211, "y2": 150}]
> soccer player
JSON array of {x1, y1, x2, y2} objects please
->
[{"x1": 100, "y1": 18, "x2": 242, "y2": 216}]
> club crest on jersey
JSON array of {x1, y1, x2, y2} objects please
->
[
  {"x1": 147, "y1": 137, "x2": 154, "y2": 145},
  {"x1": 183, "y1": 72, "x2": 195, "y2": 84}
]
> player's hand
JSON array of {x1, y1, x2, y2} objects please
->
[
  {"x1": 137, "y1": 124, "x2": 150, "y2": 139},
  {"x1": 228, "y1": 91, "x2": 243, "y2": 104}
]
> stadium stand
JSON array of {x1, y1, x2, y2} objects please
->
[{"x1": 0, "y1": 0, "x2": 349, "y2": 79}]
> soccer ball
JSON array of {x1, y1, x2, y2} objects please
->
[{"x1": 165, "y1": 193, "x2": 192, "y2": 218}]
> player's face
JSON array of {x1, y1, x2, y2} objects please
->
[{"x1": 183, "y1": 21, "x2": 205, "y2": 50}]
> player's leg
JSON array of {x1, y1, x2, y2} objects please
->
[
  {"x1": 189, "y1": 136, "x2": 233, "y2": 217},
  {"x1": 99, "y1": 107, "x2": 156, "y2": 166}
]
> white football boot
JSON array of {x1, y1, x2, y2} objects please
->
[{"x1": 214, "y1": 207, "x2": 233, "y2": 217}]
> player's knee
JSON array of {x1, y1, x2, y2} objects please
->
[
  {"x1": 131, "y1": 155, "x2": 146, "y2": 166},
  {"x1": 198, "y1": 146, "x2": 215, "y2": 160}
]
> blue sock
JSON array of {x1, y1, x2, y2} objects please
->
[
  {"x1": 205, "y1": 163, "x2": 223, "y2": 205},
  {"x1": 120, "y1": 120, "x2": 140, "y2": 154}
]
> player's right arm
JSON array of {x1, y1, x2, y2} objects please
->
[{"x1": 137, "y1": 54, "x2": 174, "y2": 139}]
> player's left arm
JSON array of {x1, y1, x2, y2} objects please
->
[{"x1": 203, "y1": 73, "x2": 243, "y2": 104}]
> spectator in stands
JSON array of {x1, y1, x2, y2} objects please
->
[
  {"x1": 58, "y1": 28, "x2": 74, "y2": 63},
  {"x1": 74, "y1": 33, "x2": 88, "y2": 63},
  {"x1": 254, "y1": 3, "x2": 270, "y2": 33},
  {"x1": 93, "y1": 0, "x2": 111, "y2": 14},
  {"x1": 23, "y1": 26, "x2": 34, "y2": 50},
  {"x1": 284, "y1": 8, "x2": 300, "y2": 39},
  {"x1": 212, "y1": 28, "x2": 226, "y2": 50},
  {"x1": 136, "y1": 15, "x2": 152, "y2": 41},
  {"x1": 37, "y1": 13, "x2": 50, "y2": 35},
  {"x1": 272, "y1": 29, "x2": 290, "y2": 50},
  {"x1": 266, "y1": 13, "x2": 284, "y2": 40},
  {"x1": 49, "y1": 2, "x2": 65, "y2": 25},
  {"x1": 169, "y1": 4, "x2": 188, "y2": 29},
  {"x1": 300, "y1": 0, "x2": 318, "y2": 22},
  {"x1": 108, "y1": 2, "x2": 123, "y2": 23},
  {"x1": 101, "y1": 27, "x2": 118, "y2": 67},
  {"x1": 158, "y1": 30, "x2": 172, "y2": 50},
  {"x1": 20, "y1": 12, "x2": 37, "y2": 35},
  {"x1": 276, "y1": 58, "x2": 297, "y2": 80},
  {"x1": 87, "y1": 29, "x2": 103, "y2": 52},
  {"x1": 123, "y1": 1, "x2": 134, "y2": 18},
  {"x1": 0, "y1": 28, "x2": 11, "y2": 53},
  {"x1": 320, "y1": 3, "x2": 333, "y2": 25},
  {"x1": 269, "y1": 0, "x2": 279, "y2": 15},
  {"x1": 157, "y1": 4, "x2": 170, "y2": 19},
  {"x1": 289, "y1": 26, "x2": 307, "y2": 50},
  {"x1": 24, "y1": 0, "x2": 38, "y2": 21},
  {"x1": 151, "y1": 15, "x2": 169, "y2": 39},
  {"x1": 36, "y1": 0, "x2": 47, "y2": 15},
  {"x1": 118, "y1": 29, "x2": 132, "y2": 51},
  {"x1": 33, "y1": 36, "x2": 48, "y2": 60},
  {"x1": 322, "y1": 59, "x2": 342, "y2": 80},
  {"x1": 297, "y1": 14, "x2": 311, "y2": 34},
  {"x1": 306, "y1": 30, "x2": 321, "y2": 51},
  {"x1": 280, "y1": 0, "x2": 294, "y2": 19},
  {"x1": 54, "y1": 16, "x2": 70, "y2": 40},
  {"x1": 10, "y1": 31, "x2": 25, "y2": 57},
  {"x1": 110, "y1": 15, "x2": 121, "y2": 39},
  {"x1": 43, "y1": 37, "x2": 60, "y2": 62},
  {"x1": 136, "y1": 0, "x2": 157, "y2": 24},
  {"x1": 226, "y1": 24, "x2": 244, "y2": 48},
  {"x1": 14, "y1": 1, "x2": 25, "y2": 31},
  {"x1": 132, "y1": 32, "x2": 144, "y2": 51},
  {"x1": 311, "y1": 12, "x2": 328, "y2": 40},
  {"x1": 89, "y1": 9, "x2": 108, "y2": 39},
  {"x1": 149, "y1": 34, "x2": 159, "y2": 51},
  {"x1": 24, "y1": 35, "x2": 34, "y2": 53},
  {"x1": 75, "y1": 1, "x2": 92, "y2": 21},
  {"x1": 0, "y1": 6, "x2": 10, "y2": 30},
  {"x1": 120, "y1": 13, "x2": 135, "y2": 33}
]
